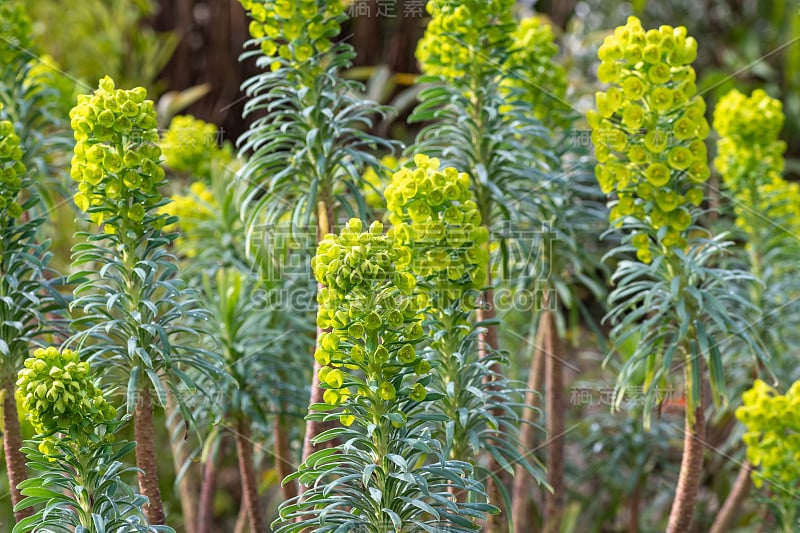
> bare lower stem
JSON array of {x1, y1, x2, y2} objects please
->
[
  {"x1": 709, "y1": 460, "x2": 752, "y2": 533},
  {"x1": 543, "y1": 302, "x2": 564, "y2": 533},
  {"x1": 236, "y1": 417, "x2": 264, "y2": 533},
  {"x1": 511, "y1": 311, "x2": 548, "y2": 533},
  {"x1": 3, "y1": 377, "x2": 32, "y2": 522},
  {"x1": 666, "y1": 388, "x2": 706, "y2": 532},
  {"x1": 134, "y1": 386, "x2": 166, "y2": 525},
  {"x1": 197, "y1": 437, "x2": 222, "y2": 533}
]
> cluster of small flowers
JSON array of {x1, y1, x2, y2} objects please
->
[
  {"x1": 312, "y1": 219, "x2": 429, "y2": 426},
  {"x1": 0, "y1": 0, "x2": 32, "y2": 68},
  {"x1": 0, "y1": 113, "x2": 25, "y2": 219},
  {"x1": 161, "y1": 115, "x2": 228, "y2": 177},
  {"x1": 736, "y1": 379, "x2": 800, "y2": 488},
  {"x1": 712, "y1": 89, "x2": 799, "y2": 235},
  {"x1": 69, "y1": 76, "x2": 164, "y2": 232},
  {"x1": 385, "y1": 154, "x2": 488, "y2": 292},
  {"x1": 502, "y1": 16, "x2": 569, "y2": 123},
  {"x1": 416, "y1": 0, "x2": 515, "y2": 80},
  {"x1": 240, "y1": 0, "x2": 345, "y2": 68},
  {"x1": 588, "y1": 16, "x2": 710, "y2": 263},
  {"x1": 17, "y1": 347, "x2": 115, "y2": 451}
]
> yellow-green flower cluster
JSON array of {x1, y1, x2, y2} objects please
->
[
  {"x1": 69, "y1": 76, "x2": 164, "y2": 231},
  {"x1": 416, "y1": 0, "x2": 515, "y2": 80},
  {"x1": 712, "y1": 89, "x2": 797, "y2": 235},
  {"x1": 16, "y1": 347, "x2": 115, "y2": 444},
  {"x1": 736, "y1": 379, "x2": 800, "y2": 488},
  {"x1": 502, "y1": 16, "x2": 569, "y2": 123},
  {"x1": 0, "y1": 114, "x2": 25, "y2": 219},
  {"x1": 161, "y1": 115, "x2": 225, "y2": 177},
  {"x1": 0, "y1": 0, "x2": 32, "y2": 68},
  {"x1": 240, "y1": 0, "x2": 345, "y2": 67},
  {"x1": 312, "y1": 218, "x2": 429, "y2": 426},
  {"x1": 385, "y1": 154, "x2": 488, "y2": 293},
  {"x1": 588, "y1": 16, "x2": 709, "y2": 263}
]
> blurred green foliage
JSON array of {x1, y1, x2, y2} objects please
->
[{"x1": 27, "y1": 0, "x2": 177, "y2": 96}]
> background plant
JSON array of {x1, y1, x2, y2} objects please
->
[
  {"x1": 385, "y1": 155, "x2": 548, "y2": 519},
  {"x1": 708, "y1": 88, "x2": 800, "y2": 531},
  {"x1": 236, "y1": 0, "x2": 397, "y2": 477},
  {"x1": 277, "y1": 218, "x2": 495, "y2": 531}
]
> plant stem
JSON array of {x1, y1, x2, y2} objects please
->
[
  {"x1": 3, "y1": 376, "x2": 32, "y2": 522},
  {"x1": 511, "y1": 310, "x2": 547, "y2": 533},
  {"x1": 666, "y1": 370, "x2": 706, "y2": 533},
  {"x1": 197, "y1": 436, "x2": 222, "y2": 533},
  {"x1": 708, "y1": 460, "x2": 752, "y2": 533},
  {"x1": 134, "y1": 385, "x2": 166, "y2": 525},
  {"x1": 235, "y1": 417, "x2": 264, "y2": 533},
  {"x1": 543, "y1": 299, "x2": 564, "y2": 533}
]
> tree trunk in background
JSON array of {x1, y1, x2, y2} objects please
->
[
  {"x1": 134, "y1": 386, "x2": 166, "y2": 525},
  {"x1": 709, "y1": 460, "x2": 752, "y2": 533},
  {"x1": 197, "y1": 437, "x2": 223, "y2": 533},
  {"x1": 511, "y1": 310, "x2": 549, "y2": 533},
  {"x1": 165, "y1": 391, "x2": 199, "y2": 533},
  {"x1": 666, "y1": 382, "x2": 706, "y2": 533},
  {"x1": 151, "y1": 0, "x2": 256, "y2": 141},
  {"x1": 235, "y1": 418, "x2": 264, "y2": 533},
  {"x1": 273, "y1": 412, "x2": 298, "y2": 502},
  {"x1": 3, "y1": 377, "x2": 32, "y2": 522},
  {"x1": 543, "y1": 301, "x2": 564, "y2": 533}
]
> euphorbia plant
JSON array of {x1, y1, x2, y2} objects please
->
[
  {"x1": 414, "y1": 4, "x2": 559, "y2": 527},
  {"x1": 276, "y1": 218, "x2": 495, "y2": 531},
  {"x1": 385, "y1": 155, "x2": 546, "y2": 499},
  {"x1": 67, "y1": 76, "x2": 221, "y2": 525},
  {"x1": 236, "y1": 0, "x2": 396, "y2": 468},
  {"x1": 13, "y1": 347, "x2": 169, "y2": 532},
  {"x1": 588, "y1": 16, "x2": 766, "y2": 532}
]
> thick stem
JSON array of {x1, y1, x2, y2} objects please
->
[
  {"x1": 708, "y1": 460, "x2": 752, "y2": 533},
  {"x1": 166, "y1": 391, "x2": 199, "y2": 533},
  {"x1": 134, "y1": 386, "x2": 166, "y2": 525},
  {"x1": 511, "y1": 310, "x2": 549, "y2": 533},
  {"x1": 197, "y1": 437, "x2": 222, "y2": 533},
  {"x1": 666, "y1": 385, "x2": 706, "y2": 532},
  {"x1": 3, "y1": 378, "x2": 32, "y2": 522},
  {"x1": 543, "y1": 302, "x2": 564, "y2": 533},
  {"x1": 236, "y1": 417, "x2": 264, "y2": 533},
  {"x1": 274, "y1": 412, "x2": 298, "y2": 502}
]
